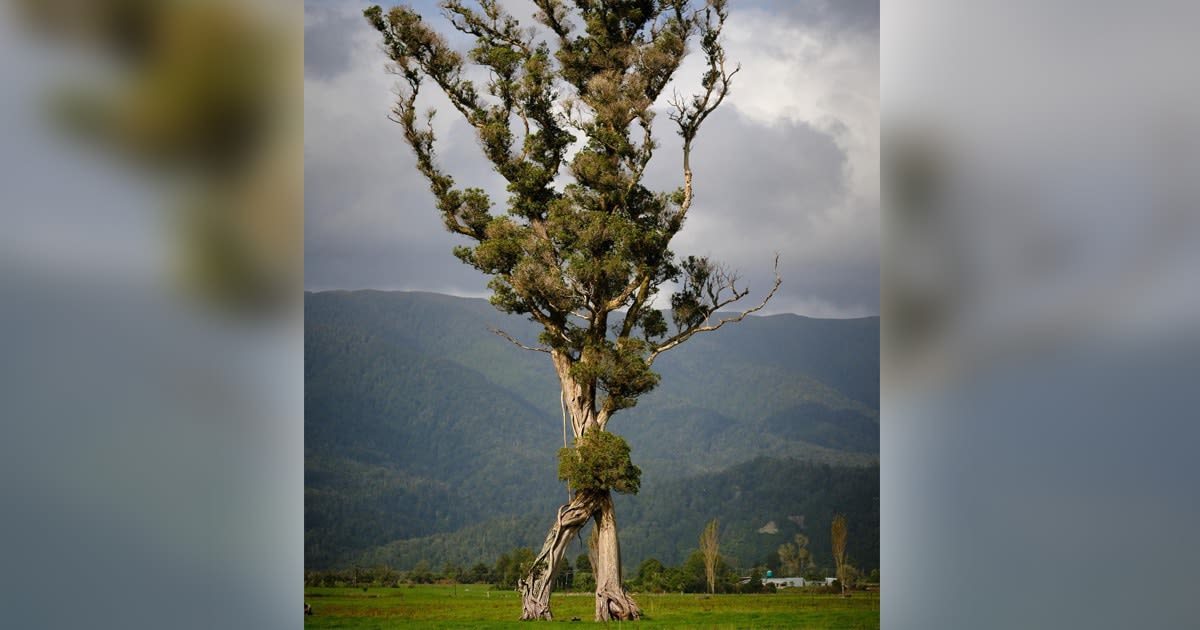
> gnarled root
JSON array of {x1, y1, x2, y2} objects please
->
[
  {"x1": 595, "y1": 585, "x2": 642, "y2": 621},
  {"x1": 592, "y1": 492, "x2": 641, "y2": 621}
]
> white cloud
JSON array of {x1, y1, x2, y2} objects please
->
[
  {"x1": 638, "y1": 6, "x2": 879, "y2": 313},
  {"x1": 722, "y1": 8, "x2": 878, "y2": 202}
]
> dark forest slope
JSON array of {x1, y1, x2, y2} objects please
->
[{"x1": 305, "y1": 290, "x2": 878, "y2": 573}]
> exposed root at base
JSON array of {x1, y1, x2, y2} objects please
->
[{"x1": 595, "y1": 588, "x2": 641, "y2": 622}]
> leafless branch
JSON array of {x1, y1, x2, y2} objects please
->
[
  {"x1": 490, "y1": 327, "x2": 551, "y2": 353},
  {"x1": 647, "y1": 253, "x2": 781, "y2": 366}
]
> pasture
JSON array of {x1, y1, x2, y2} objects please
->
[{"x1": 304, "y1": 584, "x2": 879, "y2": 629}]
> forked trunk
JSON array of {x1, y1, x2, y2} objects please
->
[
  {"x1": 591, "y1": 492, "x2": 641, "y2": 621},
  {"x1": 521, "y1": 356, "x2": 639, "y2": 620},
  {"x1": 517, "y1": 491, "x2": 603, "y2": 620}
]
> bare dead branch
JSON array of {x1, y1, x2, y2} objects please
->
[
  {"x1": 647, "y1": 253, "x2": 781, "y2": 366},
  {"x1": 443, "y1": 1, "x2": 532, "y2": 55},
  {"x1": 490, "y1": 327, "x2": 551, "y2": 353}
]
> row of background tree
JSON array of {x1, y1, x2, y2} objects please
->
[
  {"x1": 305, "y1": 548, "x2": 879, "y2": 595},
  {"x1": 314, "y1": 458, "x2": 879, "y2": 577}
]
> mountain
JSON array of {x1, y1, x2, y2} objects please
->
[{"x1": 305, "y1": 290, "x2": 878, "y2": 574}]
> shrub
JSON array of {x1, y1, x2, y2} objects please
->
[{"x1": 557, "y1": 430, "x2": 641, "y2": 494}]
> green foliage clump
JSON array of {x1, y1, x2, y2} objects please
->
[
  {"x1": 558, "y1": 430, "x2": 641, "y2": 494},
  {"x1": 493, "y1": 547, "x2": 535, "y2": 590}
]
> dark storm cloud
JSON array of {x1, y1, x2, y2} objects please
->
[
  {"x1": 303, "y1": 1, "x2": 504, "y2": 294},
  {"x1": 743, "y1": 0, "x2": 878, "y2": 33},
  {"x1": 304, "y1": 1, "x2": 373, "y2": 80},
  {"x1": 672, "y1": 109, "x2": 849, "y2": 232},
  {"x1": 639, "y1": 106, "x2": 878, "y2": 316},
  {"x1": 304, "y1": 100, "x2": 500, "y2": 293}
]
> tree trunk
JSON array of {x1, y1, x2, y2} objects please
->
[
  {"x1": 527, "y1": 355, "x2": 638, "y2": 621},
  {"x1": 518, "y1": 491, "x2": 602, "y2": 620},
  {"x1": 591, "y1": 492, "x2": 641, "y2": 621}
]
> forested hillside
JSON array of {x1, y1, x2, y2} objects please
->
[{"x1": 305, "y1": 290, "x2": 878, "y2": 575}]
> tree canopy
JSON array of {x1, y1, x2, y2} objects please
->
[{"x1": 364, "y1": 0, "x2": 778, "y2": 431}]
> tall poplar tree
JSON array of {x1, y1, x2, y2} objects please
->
[
  {"x1": 831, "y1": 513, "x2": 849, "y2": 597},
  {"x1": 364, "y1": 0, "x2": 778, "y2": 620},
  {"x1": 699, "y1": 518, "x2": 720, "y2": 594}
]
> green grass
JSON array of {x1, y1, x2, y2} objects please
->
[{"x1": 304, "y1": 585, "x2": 879, "y2": 629}]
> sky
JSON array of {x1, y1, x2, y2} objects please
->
[{"x1": 303, "y1": 0, "x2": 880, "y2": 318}]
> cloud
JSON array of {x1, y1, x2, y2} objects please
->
[
  {"x1": 747, "y1": 0, "x2": 879, "y2": 34},
  {"x1": 647, "y1": 3, "x2": 880, "y2": 314},
  {"x1": 303, "y1": 0, "x2": 501, "y2": 293},
  {"x1": 305, "y1": 2, "x2": 370, "y2": 81},
  {"x1": 638, "y1": 106, "x2": 877, "y2": 314}
]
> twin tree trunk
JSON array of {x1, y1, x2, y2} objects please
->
[
  {"x1": 518, "y1": 491, "x2": 640, "y2": 621},
  {"x1": 518, "y1": 361, "x2": 640, "y2": 621}
]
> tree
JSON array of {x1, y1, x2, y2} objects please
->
[
  {"x1": 699, "y1": 518, "x2": 720, "y2": 594},
  {"x1": 493, "y1": 551, "x2": 512, "y2": 588},
  {"x1": 634, "y1": 557, "x2": 666, "y2": 593},
  {"x1": 777, "y1": 543, "x2": 798, "y2": 578},
  {"x1": 681, "y1": 549, "x2": 732, "y2": 593},
  {"x1": 469, "y1": 562, "x2": 492, "y2": 584},
  {"x1": 574, "y1": 553, "x2": 592, "y2": 576},
  {"x1": 831, "y1": 513, "x2": 849, "y2": 597},
  {"x1": 778, "y1": 532, "x2": 810, "y2": 577},
  {"x1": 411, "y1": 559, "x2": 434, "y2": 584},
  {"x1": 556, "y1": 557, "x2": 574, "y2": 590},
  {"x1": 680, "y1": 550, "x2": 709, "y2": 593},
  {"x1": 840, "y1": 564, "x2": 860, "y2": 591},
  {"x1": 574, "y1": 551, "x2": 596, "y2": 592},
  {"x1": 741, "y1": 567, "x2": 764, "y2": 594},
  {"x1": 495, "y1": 546, "x2": 537, "y2": 590},
  {"x1": 364, "y1": 0, "x2": 779, "y2": 621}
]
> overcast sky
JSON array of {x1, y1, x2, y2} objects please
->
[{"x1": 304, "y1": 0, "x2": 879, "y2": 318}]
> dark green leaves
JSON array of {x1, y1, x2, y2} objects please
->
[
  {"x1": 557, "y1": 430, "x2": 642, "y2": 495},
  {"x1": 671, "y1": 255, "x2": 715, "y2": 330}
]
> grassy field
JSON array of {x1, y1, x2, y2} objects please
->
[{"x1": 303, "y1": 585, "x2": 879, "y2": 629}]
